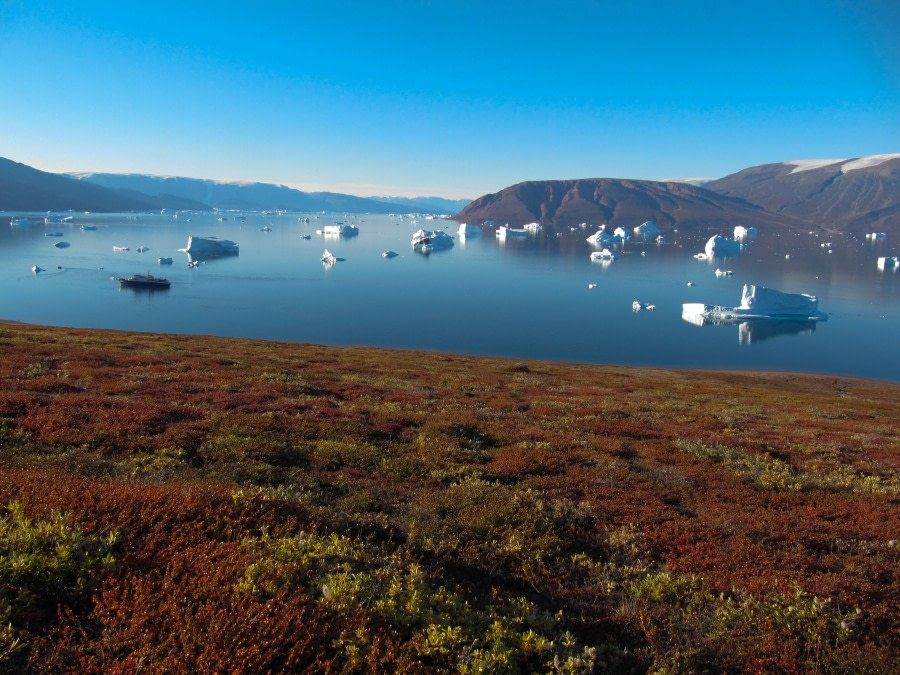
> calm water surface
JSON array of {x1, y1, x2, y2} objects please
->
[{"x1": 2, "y1": 212, "x2": 898, "y2": 381}]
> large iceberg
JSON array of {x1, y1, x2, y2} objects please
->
[
  {"x1": 457, "y1": 223, "x2": 481, "y2": 237},
  {"x1": 683, "y1": 284, "x2": 827, "y2": 322},
  {"x1": 184, "y1": 236, "x2": 239, "y2": 256},
  {"x1": 733, "y1": 225, "x2": 759, "y2": 240},
  {"x1": 323, "y1": 224, "x2": 359, "y2": 236},
  {"x1": 704, "y1": 235, "x2": 745, "y2": 257},
  {"x1": 411, "y1": 229, "x2": 454, "y2": 252},
  {"x1": 633, "y1": 221, "x2": 659, "y2": 237}
]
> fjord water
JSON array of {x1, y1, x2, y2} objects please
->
[{"x1": 2, "y1": 212, "x2": 898, "y2": 381}]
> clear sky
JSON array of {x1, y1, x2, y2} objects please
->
[{"x1": 2, "y1": 0, "x2": 898, "y2": 198}]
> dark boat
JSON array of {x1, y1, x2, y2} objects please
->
[{"x1": 117, "y1": 273, "x2": 171, "y2": 289}]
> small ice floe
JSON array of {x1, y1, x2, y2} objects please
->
[
  {"x1": 693, "y1": 252, "x2": 710, "y2": 260},
  {"x1": 321, "y1": 249, "x2": 338, "y2": 265},
  {"x1": 715, "y1": 268, "x2": 733, "y2": 277},
  {"x1": 820, "y1": 242, "x2": 832, "y2": 248},
  {"x1": 877, "y1": 257, "x2": 899, "y2": 270},
  {"x1": 590, "y1": 249, "x2": 617, "y2": 261},
  {"x1": 733, "y1": 225, "x2": 759, "y2": 240},
  {"x1": 785, "y1": 254, "x2": 791, "y2": 259},
  {"x1": 655, "y1": 234, "x2": 666, "y2": 243},
  {"x1": 315, "y1": 229, "x2": 323, "y2": 235},
  {"x1": 588, "y1": 283, "x2": 598, "y2": 289},
  {"x1": 705, "y1": 235, "x2": 745, "y2": 257},
  {"x1": 188, "y1": 260, "x2": 200, "y2": 268},
  {"x1": 113, "y1": 246, "x2": 129, "y2": 251},
  {"x1": 382, "y1": 250, "x2": 398, "y2": 258},
  {"x1": 137, "y1": 246, "x2": 149, "y2": 252},
  {"x1": 81, "y1": 225, "x2": 97, "y2": 231},
  {"x1": 633, "y1": 301, "x2": 656, "y2": 311},
  {"x1": 634, "y1": 220, "x2": 659, "y2": 237},
  {"x1": 260, "y1": 226, "x2": 272, "y2": 232},
  {"x1": 866, "y1": 232, "x2": 887, "y2": 240},
  {"x1": 158, "y1": 257, "x2": 173, "y2": 265},
  {"x1": 45, "y1": 232, "x2": 63, "y2": 237},
  {"x1": 687, "y1": 281, "x2": 695, "y2": 287},
  {"x1": 53, "y1": 241, "x2": 70, "y2": 248},
  {"x1": 640, "y1": 251, "x2": 647, "y2": 256},
  {"x1": 300, "y1": 234, "x2": 311, "y2": 240},
  {"x1": 523, "y1": 222, "x2": 542, "y2": 232},
  {"x1": 31, "y1": 265, "x2": 44, "y2": 273}
]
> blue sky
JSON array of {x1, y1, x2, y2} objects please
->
[{"x1": 2, "y1": 0, "x2": 898, "y2": 198}]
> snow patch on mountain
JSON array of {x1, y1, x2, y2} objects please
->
[
  {"x1": 840, "y1": 153, "x2": 900, "y2": 173},
  {"x1": 785, "y1": 159, "x2": 847, "y2": 174}
]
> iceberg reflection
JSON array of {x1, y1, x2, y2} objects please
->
[{"x1": 682, "y1": 313, "x2": 818, "y2": 345}]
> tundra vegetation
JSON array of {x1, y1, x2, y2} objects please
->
[{"x1": 0, "y1": 322, "x2": 896, "y2": 672}]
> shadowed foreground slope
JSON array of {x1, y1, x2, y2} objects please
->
[{"x1": 0, "y1": 323, "x2": 896, "y2": 672}]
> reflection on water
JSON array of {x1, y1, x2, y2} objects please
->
[
  {"x1": 682, "y1": 313, "x2": 818, "y2": 345},
  {"x1": 738, "y1": 320, "x2": 816, "y2": 345}
]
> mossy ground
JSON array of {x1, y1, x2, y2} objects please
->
[{"x1": 0, "y1": 322, "x2": 896, "y2": 672}]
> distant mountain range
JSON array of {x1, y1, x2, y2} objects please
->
[
  {"x1": 4, "y1": 154, "x2": 899, "y2": 234},
  {"x1": 456, "y1": 153, "x2": 900, "y2": 235},
  {"x1": 0, "y1": 157, "x2": 473, "y2": 214}
]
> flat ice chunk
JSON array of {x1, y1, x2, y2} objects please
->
[
  {"x1": 590, "y1": 249, "x2": 616, "y2": 261},
  {"x1": 323, "y1": 224, "x2": 359, "y2": 236},
  {"x1": 185, "y1": 236, "x2": 239, "y2": 255},
  {"x1": 523, "y1": 222, "x2": 542, "y2": 232}
]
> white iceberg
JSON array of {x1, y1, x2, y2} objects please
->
[
  {"x1": 866, "y1": 232, "x2": 887, "y2": 240},
  {"x1": 632, "y1": 301, "x2": 656, "y2": 311},
  {"x1": 497, "y1": 225, "x2": 528, "y2": 238},
  {"x1": 184, "y1": 236, "x2": 239, "y2": 256},
  {"x1": 113, "y1": 246, "x2": 129, "y2": 251},
  {"x1": 32, "y1": 265, "x2": 44, "y2": 274},
  {"x1": 457, "y1": 223, "x2": 481, "y2": 237},
  {"x1": 633, "y1": 221, "x2": 659, "y2": 237},
  {"x1": 682, "y1": 284, "x2": 827, "y2": 322},
  {"x1": 587, "y1": 230, "x2": 621, "y2": 247},
  {"x1": 323, "y1": 224, "x2": 359, "y2": 236},
  {"x1": 733, "y1": 225, "x2": 759, "y2": 240},
  {"x1": 613, "y1": 226, "x2": 631, "y2": 241},
  {"x1": 411, "y1": 229, "x2": 454, "y2": 252},
  {"x1": 523, "y1": 222, "x2": 542, "y2": 232},
  {"x1": 877, "y1": 256, "x2": 899, "y2": 270},
  {"x1": 382, "y1": 250, "x2": 398, "y2": 258},
  {"x1": 590, "y1": 249, "x2": 617, "y2": 261},
  {"x1": 321, "y1": 249, "x2": 337, "y2": 265},
  {"x1": 704, "y1": 235, "x2": 745, "y2": 257},
  {"x1": 714, "y1": 268, "x2": 733, "y2": 277}
]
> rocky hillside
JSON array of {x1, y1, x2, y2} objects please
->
[
  {"x1": 705, "y1": 154, "x2": 900, "y2": 234},
  {"x1": 455, "y1": 154, "x2": 900, "y2": 235},
  {"x1": 455, "y1": 178, "x2": 810, "y2": 232}
]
